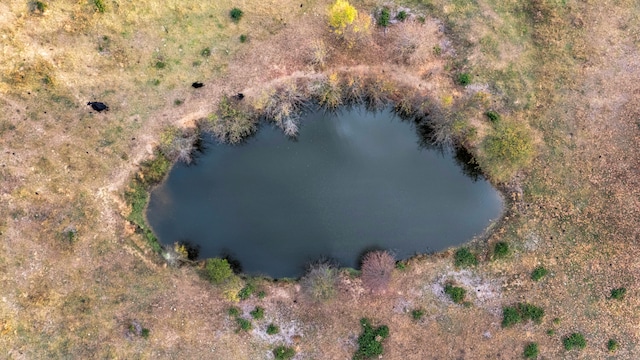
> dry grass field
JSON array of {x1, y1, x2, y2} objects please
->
[{"x1": 0, "y1": 0, "x2": 638, "y2": 358}]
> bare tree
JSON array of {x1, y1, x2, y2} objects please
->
[{"x1": 361, "y1": 250, "x2": 395, "y2": 293}]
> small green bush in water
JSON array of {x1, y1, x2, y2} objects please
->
[
  {"x1": 205, "y1": 258, "x2": 233, "y2": 284},
  {"x1": 273, "y1": 346, "x2": 295, "y2": 360},
  {"x1": 230, "y1": 8, "x2": 244, "y2": 22},
  {"x1": 610, "y1": 287, "x2": 626, "y2": 300},
  {"x1": 444, "y1": 284, "x2": 467, "y2": 304},
  {"x1": 353, "y1": 318, "x2": 389, "y2": 360},
  {"x1": 454, "y1": 248, "x2": 477, "y2": 268},
  {"x1": 531, "y1": 266, "x2": 549, "y2": 281},
  {"x1": 523, "y1": 343, "x2": 539, "y2": 358},
  {"x1": 563, "y1": 333, "x2": 586, "y2": 350}
]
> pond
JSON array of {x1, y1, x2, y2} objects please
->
[{"x1": 146, "y1": 107, "x2": 503, "y2": 278}]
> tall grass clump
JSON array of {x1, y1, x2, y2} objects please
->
[
  {"x1": 302, "y1": 261, "x2": 339, "y2": 301},
  {"x1": 254, "y1": 82, "x2": 308, "y2": 137},
  {"x1": 481, "y1": 120, "x2": 534, "y2": 181},
  {"x1": 200, "y1": 95, "x2": 256, "y2": 144},
  {"x1": 361, "y1": 250, "x2": 395, "y2": 293}
]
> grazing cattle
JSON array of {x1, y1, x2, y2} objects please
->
[
  {"x1": 192, "y1": 82, "x2": 204, "y2": 88},
  {"x1": 87, "y1": 102, "x2": 109, "y2": 112}
]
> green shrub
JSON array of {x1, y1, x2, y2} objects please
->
[
  {"x1": 273, "y1": 346, "x2": 296, "y2": 360},
  {"x1": 94, "y1": 0, "x2": 106, "y2": 13},
  {"x1": 411, "y1": 309, "x2": 424, "y2": 320},
  {"x1": 546, "y1": 329, "x2": 555, "y2": 336},
  {"x1": 250, "y1": 306, "x2": 265, "y2": 320},
  {"x1": 236, "y1": 317, "x2": 252, "y2": 332},
  {"x1": 493, "y1": 241, "x2": 510, "y2": 259},
  {"x1": 502, "y1": 303, "x2": 544, "y2": 327},
  {"x1": 266, "y1": 323, "x2": 279, "y2": 335},
  {"x1": 610, "y1": 287, "x2": 626, "y2": 300},
  {"x1": 433, "y1": 45, "x2": 442, "y2": 56},
  {"x1": 302, "y1": 262, "x2": 338, "y2": 301},
  {"x1": 454, "y1": 248, "x2": 477, "y2": 268},
  {"x1": 457, "y1": 72, "x2": 471, "y2": 86},
  {"x1": 200, "y1": 47, "x2": 211, "y2": 57},
  {"x1": 523, "y1": 342, "x2": 538, "y2": 358},
  {"x1": 205, "y1": 258, "x2": 233, "y2": 284},
  {"x1": 353, "y1": 318, "x2": 389, "y2": 360},
  {"x1": 481, "y1": 121, "x2": 534, "y2": 181},
  {"x1": 257, "y1": 290, "x2": 266, "y2": 299},
  {"x1": 141, "y1": 328, "x2": 150, "y2": 339},
  {"x1": 396, "y1": 10, "x2": 408, "y2": 21},
  {"x1": 607, "y1": 339, "x2": 618, "y2": 352},
  {"x1": 395, "y1": 261, "x2": 406, "y2": 271},
  {"x1": 531, "y1": 266, "x2": 548, "y2": 281},
  {"x1": 485, "y1": 110, "x2": 501, "y2": 123},
  {"x1": 444, "y1": 284, "x2": 466, "y2": 304},
  {"x1": 155, "y1": 61, "x2": 166, "y2": 69},
  {"x1": 238, "y1": 283, "x2": 255, "y2": 300},
  {"x1": 230, "y1": 8, "x2": 244, "y2": 22},
  {"x1": 378, "y1": 8, "x2": 390, "y2": 27},
  {"x1": 239, "y1": 34, "x2": 248, "y2": 43},
  {"x1": 563, "y1": 333, "x2": 586, "y2": 350},
  {"x1": 227, "y1": 306, "x2": 240, "y2": 317}
]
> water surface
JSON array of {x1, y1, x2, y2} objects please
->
[{"x1": 147, "y1": 108, "x2": 503, "y2": 278}]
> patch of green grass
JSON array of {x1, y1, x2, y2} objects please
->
[
  {"x1": 493, "y1": 241, "x2": 510, "y2": 259},
  {"x1": 411, "y1": 309, "x2": 425, "y2": 320},
  {"x1": 546, "y1": 329, "x2": 555, "y2": 336},
  {"x1": 396, "y1": 10, "x2": 408, "y2": 21},
  {"x1": 454, "y1": 248, "x2": 477, "y2": 268},
  {"x1": 353, "y1": 318, "x2": 389, "y2": 360},
  {"x1": 238, "y1": 283, "x2": 256, "y2": 300},
  {"x1": 141, "y1": 328, "x2": 150, "y2": 339},
  {"x1": 444, "y1": 284, "x2": 466, "y2": 304},
  {"x1": 563, "y1": 332, "x2": 586, "y2": 351},
  {"x1": 266, "y1": 323, "x2": 279, "y2": 335},
  {"x1": 250, "y1": 306, "x2": 264, "y2": 320},
  {"x1": 607, "y1": 339, "x2": 618, "y2": 352},
  {"x1": 501, "y1": 303, "x2": 544, "y2": 327},
  {"x1": 273, "y1": 346, "x2": 295, "y2": 360},
  {"x1": 457, "y1": 72, "x2": 471, "y2": 86},
  {"x1": 155, "y1": 61, "x2": 166, "y2": 69},
  {"x1": 227, "y1": 306, "x2": 240, "y2": 317},
  {"x1": 531, "y1": 266, "x2": 549, "y2": 281},
  {"x1": 230, "y1": 8, "x2": 244, "y2": 23},
  {"x1": 523, "y1": 342, "x2": 538, "y2": 358},
  {"x1": 94, "y1": 0, "x2": 106, "y2": 13},
  {"x1": 257, "y1": 290, "x2": 266, "y2": 299},
  {"x1": 485, "y1": 110, "x2": 501, "y2": 123},
  {"x1": 236, "y1": 317, "x2": 252, "y2": 332},
  {"x1": 610, "y1": 287, "x2": 626, "y2": 300},
  {"x1": 481, "y1": 120, "x2": 534, "y2": 181}
]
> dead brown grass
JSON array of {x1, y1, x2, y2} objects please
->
[{"x1": 0, "y1": 0, "x2": 638, "y2": 359}]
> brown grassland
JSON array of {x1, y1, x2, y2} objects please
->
[{"x1": 0, "y1": 0, "x2": 639, "y2": 358}]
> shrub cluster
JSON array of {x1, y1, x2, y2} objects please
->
[
  {"x1": 361, "y1": 250, "x2": 395, "y2": 293},
  {"x1": 502, "y1": 303, "x2": 544, "y2": 327},
  {"x1": 563, "y1": 332, "x2": 586, "y2": 350},
  {"x1": 353, "y1": 318, "x2": 389, "y2": 360},
  {"x1": 273, "y1": 346, "x2": 296, "y2": 360},
  {"x1": 454, "y1": 248, "x2": 477, "y2": 268},
  {"x1": 444, "y1": 283, "x2": 467, "y2": 304}
]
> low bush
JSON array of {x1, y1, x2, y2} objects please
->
[
  {"x1": 396, "y1": 10, "x2": 408, "y2": 21},
  {"x1": 239, "y1": 34, "x2": 247, "y2": 43},
  {"x1": 563, "y1": 332, "x2": 586, "y2": 350},
  {"x1": 94, "y1": 0, "x2": 106, "y2": 13},
  {"x1": 493, "y1": 241, "x2": 510, "y2": 259},
  {"x1": 266, "y1": 323, "x2": 279, "y2": 335},
  {"x1": 485, "y1": 110, "x2": 501, "y2": 123},
  {"x1": 411, "y1": 309, "x2": 424, "y2": 320},
  {"x1": 236, "y1": 317, "x2": 252, "y2": 332},
  {"x1": 523, "y1": 342, "x2": 539, "y2": 358},
  {"x1": 238, "y1": 283, "x2": 256, "y2": 300},
  {"x1": 250, "y1": 306, "x2": 264, "y2": 320},
  {"x1": 353, "y1": 318, "x2": 389, "y2": 360},
  {"x1": 205, "y1": 258, "x2": 234, "y2": 284},
  {"x1": 273, "y1": 346, "x2": 296, "y2": 360},
  {"x1": 531, "y1": 266, "x2": 549, "y2": 281},
  {"x1": 610, "y1": 287, "x2": 626, "y2": 300},
  {"x1": 502, "y1": 303, "x2": 544, "y2": 327},
  {"x1": 200, "y1": 47, "x2": 211, "y2": 57},
  {"x1": 457, "y1": 72, "x2": 471, "y2": 86},
  {"x1": 607, "y1": 339, "x2": 618, "y2": 352},
  {"x1": 201, "y1": 95, "x2": 256, "y2": 144},
  {"x1": 444, "y1": 284, "x2": 466, "y2": 304},
  {"x1": 227, "y1": 306, "x2": 240, "y2": 317},
  {"x1": 454, "y1": 248, "x2": 477, "y2": 268},
  {"x1": 378, "y1": 8, "x2": 391, "y2": 27},
  {"x1": 481, "y1": 120, "x2": 534, "y2": 181},
  {"x1": 301, "y1": 261, "x2": 338, "y2": 301},
  {"x1": 229, "y1": 8, "x2": 243, "y2": 22},
  {"x1": 361, "y1": 250, "x2": 395, "y2": 293}
]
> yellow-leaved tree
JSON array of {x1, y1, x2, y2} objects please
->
[{"x1": 328, "y1": 0, "x2": 357, "y2": 34}]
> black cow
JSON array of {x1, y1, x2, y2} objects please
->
[{"x1": 192, "y1": 82, "x2": 204, "y2": 88}]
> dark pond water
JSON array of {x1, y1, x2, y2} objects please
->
[{"x1": 146, "y1": 107, "x2": 503, "y2": 278}]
